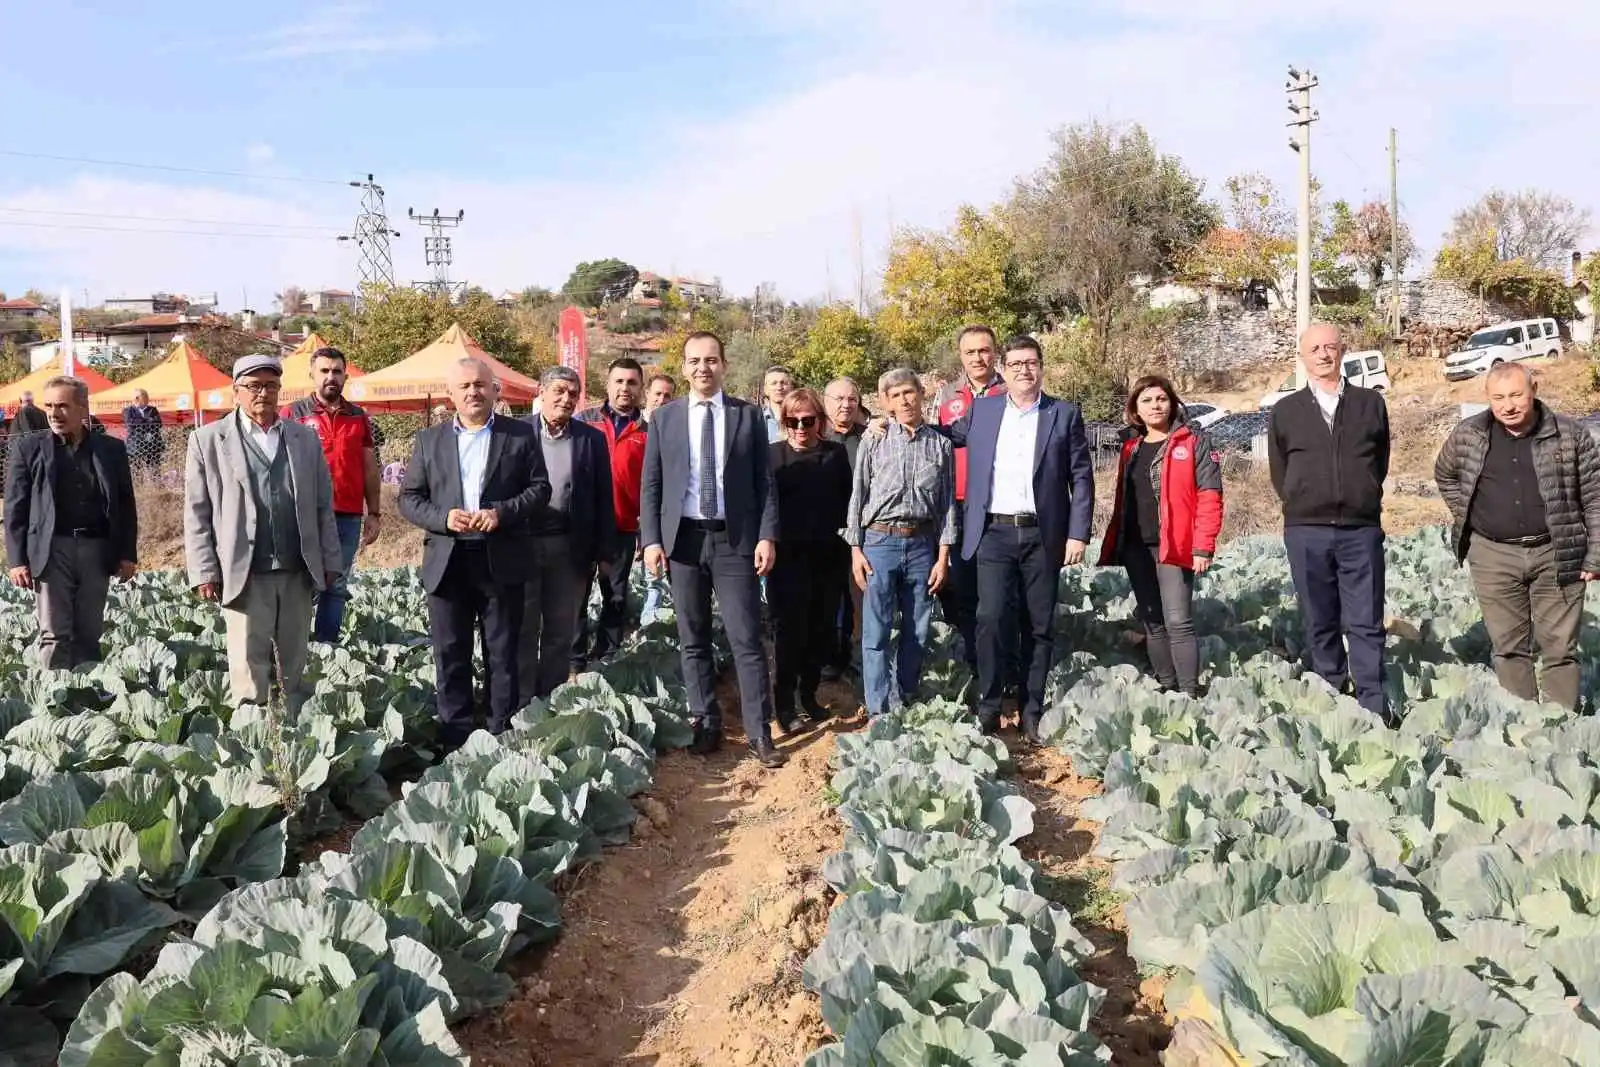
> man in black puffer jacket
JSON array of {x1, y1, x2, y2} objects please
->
[
  {"x1": 1435, "y1": 361, "x2": 1600, "y2": 711},
  {"x1": 1269, "y1": 323, "x2": 1393, "y2": 721}
]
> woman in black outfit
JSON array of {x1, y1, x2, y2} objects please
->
[
  {"x1": 769, "y1": 387, "x2": 853, "y2": 731},
  {"x1": 1098, "y1": 376, "x2": 1225, "y2": 696}
]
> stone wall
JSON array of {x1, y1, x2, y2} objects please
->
[
  {"x1": 1371, "y1": 277, "x2": 1525, "y2": 330},
  {"x1": 1169, "y1": 304, "x2": 1297, "y2": 373}
]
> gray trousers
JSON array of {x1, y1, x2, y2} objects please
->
[
  {"x1": 517, "y1": 535, "x2": 587, "y2": 704},
  {"x1": 36, "y1": 536, "x2": 112, "y2": 669},
  {"x1": 1467, "y1": 537, "x2": 1586, "y2": 710},
  {"x1": 1122, "y1": 543, "x2": 1199, "y2": 694},
  {"x1": 222, "y1": 569, "x2": 317, "y2": 715}
]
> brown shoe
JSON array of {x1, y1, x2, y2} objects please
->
[{"x1": 748, "y1": 741, "x2": 788, "y2": 769}]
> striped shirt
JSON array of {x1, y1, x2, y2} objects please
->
[{"x1": 844, "y1": 420, "x2": 957, "y2": 546}]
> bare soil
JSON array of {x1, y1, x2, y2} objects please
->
[{"x1": 456, "y1": 679, "x2": 856, "y2": 1067}]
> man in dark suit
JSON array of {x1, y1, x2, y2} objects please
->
[
  {"x1": 519, "y1": 366, "x2": 615, "y2": 700},
  {"x1": 950, "y1": 335, "x2": 1094, "y2": 743},
  {"x1": 122, "y1": 389, "x2": 165, "y2": 474},
  {"x1": 399, "y1": 357, "x2": 552, "y2": 748},
  {"x1": 640, "y1": 331, "x2": 785, "y2": 768},
  {"x1": 4, "y1": 375, "x2": 138, "y2": 668}
]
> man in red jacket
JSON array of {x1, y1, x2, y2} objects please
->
[
  {"x1": 575, "y1": 356, "x2": 649, "y2": 667},
  {"x1": 282, "y1": 346, "x2": 380, "y2": 643},
  {"x1": 932, "y1": 326, "x2": 1009, "y2": 671}
]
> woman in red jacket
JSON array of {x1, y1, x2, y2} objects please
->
[{"x1": 1098, "y1": 376, "x2": 1224, "y2": 696}]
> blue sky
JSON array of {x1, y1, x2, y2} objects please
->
[{"x1": 1, "y1": 0, "x2": 1595, "y2": 310}]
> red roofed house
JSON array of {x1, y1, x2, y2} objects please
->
[{"x1": 0, "y1": 298, "x2": 48, "y2": 320}]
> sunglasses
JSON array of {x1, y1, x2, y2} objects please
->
[{"x1": 783, "y1": 415, "x2": 818, "y2": 429}]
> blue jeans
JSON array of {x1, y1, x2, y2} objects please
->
[
  {"x1": 314, "y1": 514, "x2": 365, "y2": 643},
  {"x1": 860, "y1": 530, "x2": 937, "y2": 717}
]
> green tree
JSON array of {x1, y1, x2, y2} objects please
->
[
  {"x1": 1327, "y1": 199, "x2": 1414, "y2": 286},
  {"x1": 794, "y1": 303, "x2": 882, "y2": 388},
  {"x1": 187, "y1": 324, "x2": 267, "y2": 372},
  {"x1": 1182, "y1": 172, "x2": 1295, "y2": 300},
  {"x1": 1007, "y1": 120, "x2": 1216, "y2": 384},
  {"x1": 876, "y1": 204, "x2": 1035, "y2": 357},
  {"x1": 1434, "y1": 238, "x2": 1576, "y2": 319},
  {"x1": 561, "y1": 259, "x2": 640, "y2": 307},
  {"x1": 325, "y1": 284, "x2": 533, "y2": 374}
]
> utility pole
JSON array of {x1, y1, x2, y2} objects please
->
[
  {"x1": 339, "y1": 175, "x2": 401, "y2": 294},
  {"x1": 1286, "y1": 66, "x2": 1319, "y2": 386},
  {"x1": 407, "y1": 207, "x2": 465, "y2": 300},
  {"x1": 1388, "y1": 128, "x2": 1402, "y2": 338},
  {"x1": 852, "y1": 204, "x2": 866, "y2": 316}
]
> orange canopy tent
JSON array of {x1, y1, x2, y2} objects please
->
[
  {"x1": 1, "y1": 359, "x2": 115, "y2": 414},
  {"x1": 277, "y1": 332, "x2": 367, "y2": 404},
  {"x1": 345, "y1": 324, "x2": 539, "y2": 411},
  {"x1": 91, "y1": 341, "x2": 234, "y2": 424}
]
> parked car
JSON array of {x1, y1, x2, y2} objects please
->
[
  {"x1": 1181, "y1": 402, "x2": 1229, "y2": 429},
  {"x1": 1260, "y1": 350, "x2": 1392, "y2": 408},
  {"x1": 1207, "y1": 410, "x2": 1271, "y2": 453},
  {"x1": 1443, "y1": 318, "x2": 1562, "y2": 381}
]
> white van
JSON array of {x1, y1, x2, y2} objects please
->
[
  {"x1": 1259, "y1": 350, "x2": 1392, "y2": 408},
  {"x1": 1443, "y1": 318, "x2": 1561, "y2": 381}
]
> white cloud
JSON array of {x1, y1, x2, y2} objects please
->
[
  {"x1": 160, "y1": 2, "x2": 466, "y2": 62},
  {"x1": 245, "y1": 143, "x2": 276, "y2": 165},
  {"x1": 3, "y1": 2, "x2": 1597, "y2": 307}
]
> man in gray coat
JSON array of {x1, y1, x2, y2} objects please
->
[
  {"x1": 184, "y1": 354, "x2": 342, "y2": 713},
  {"x1": 1435, "y1": 361, "x2": 1600, "y2": 710}
]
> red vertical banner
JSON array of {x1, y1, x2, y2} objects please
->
[{"x1": 558, "y1": 306, "x2": 588, "y2": 404}]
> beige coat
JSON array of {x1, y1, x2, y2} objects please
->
[{"x1": 184, "y1": 412, "x2": 343, "y2": 606}]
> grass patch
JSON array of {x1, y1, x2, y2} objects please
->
[{"x1": 1036, "y1": 865, "x2": 1126, "y2": 927}]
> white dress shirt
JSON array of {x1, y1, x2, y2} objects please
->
[
  {"x1": 240, "y1": 412, "x2": 283, "y2": 461},
  {"x1": 988, "y1": 396, "x2": 1041, "y2": 515},
  {"x1": 1310, "y1": 377, "x2": 1345, "y2": 429},
  {"x1": 682, "y1": 391, "x2": 728, "y2": 520},
  {"x1": 454, "y1": 416, "x2": 494, "y2": 513}
]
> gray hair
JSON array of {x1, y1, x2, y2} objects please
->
[
  {"x1": 453, "y1": 356, "x2": 497, "y2": 384},
  {"x1": 1486, "y1": 361, "x2": 1538, "y2": 389},
  {"x1": 825, "y1": 376, "x2": 860, "y2": 397},
  {"x1": 540, "y1": 365, "x2": 582, "y2": 391},
  {"x1": 877, "y1": 367, "x2": 922, "y2": 395},
  {"x1": 42, "y1": 375, "x2": 89, "y2": 406}
]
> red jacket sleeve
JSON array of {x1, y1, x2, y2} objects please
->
[{"x1": 1191, "y1": 430, "x2": 1224, "y2": 556}]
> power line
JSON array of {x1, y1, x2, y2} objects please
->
[
  {"x1": 0, "y1": 149, "x2": 345, "y2": 185},
  {"x1": 0, "y1": 205, "x2": 344, "y2": 232},
  {"x1": 408, "y1": 207, "x2": 465, "y2": 299},
  {"x1": 0, "y1": 219, "x2": 328, "y2": 240},
  {"x1": 339, "y1": 175, "x2": 400, "y2": 290}
]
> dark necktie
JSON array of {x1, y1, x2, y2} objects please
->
[{"x1": 698, "y1": 402, "x2": 719, "y2": 518}]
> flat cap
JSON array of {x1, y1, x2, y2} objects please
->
[{"x1": 232, "y1": 354, "x2": 284, "y2": 381}]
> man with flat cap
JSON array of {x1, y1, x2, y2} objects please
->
[{"x1": 184, "y1": 353, "x2": 343, "y2": 713}]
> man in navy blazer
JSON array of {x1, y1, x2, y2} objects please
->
[
  {"x1": 640, "y1": 331, "x2": 787, "y2": 768},
  {"x1": 947, "y1": 335, "x2": 1093, "y2": 742},
  {"x1": 399, "y1": 357, "x2": 552, "y2": 748},
  {"x1": 519, "y1": 366, "x2": 616, "y2": 701}
]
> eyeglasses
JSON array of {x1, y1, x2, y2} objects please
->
[
  {"x1": 1005, "y1": 360, "x2": 1041, "y2": 371},
  {"x1": 783, "y1": 415, "x2": 818, "y2": 429},
  {"x1": 236, "y1": 381, "x2": 281, "y2": 395}
]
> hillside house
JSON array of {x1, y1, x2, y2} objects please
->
[
  {"x1": 673, "y1": 276, "x2": 722, "y2": 302},
  {"x1": 307, "y1": 289, "x2": 355, "y2": 313},
  {"x1": 630, "y1": 272, "x2": 667, "y2": 302},
  {"x1": 103, "y1": 293, "x2": 191, "y2": 316},
  {"x1": 0, "y1": 298, "x2": 48, "y2": 319}
]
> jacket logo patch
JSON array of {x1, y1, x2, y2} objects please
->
[
  {"x1": 1172, "y1": 445, "x2": 1190, "y2": 461},
  {"x1": 1209, "y1": 451, "x2": 1221, "y2": 463},
  {"x1": 948, "y1": 399, "x2": 965, "y2": 416}
]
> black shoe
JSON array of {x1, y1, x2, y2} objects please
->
[
  {"x1": 775, "y1": 711, "x2": 815, "y2": 736},
  {"x1": 748, "y1": 740, "x2": 788, "y2": 769},
  {"x1": 689, "y1": 728, "x2": 722, "y2": 755},
  {"x1": 977, "y1": 718, "x2": 1000, "y2": 737},
  {"x1": 800, "y1": 693, "x2": 833, "y2": 721},
  {"x1": 820, "y1": 665, "x2": 842, "y2": 683},
  {"x1": 1020, "y1": 721, "x2": 1043, "y2": 746}
]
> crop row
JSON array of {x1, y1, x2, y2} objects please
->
[
  {"x1": 0, "y1": 569, "x2": 700, "y2": 1066},
  {"x1": 802, "y1": 623, "x2": 1113, "y2": 1066},
  {"x1": 1042, "y1": 530, "x2": 1600, "y2": 1067}
]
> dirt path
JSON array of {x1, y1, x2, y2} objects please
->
[
  {"x1": 457, "y1": 681, "x2": 853, "y2": 1066},
  {"x1": 1013, "y1": 742, "x2": 1171, "y2": 1066}
]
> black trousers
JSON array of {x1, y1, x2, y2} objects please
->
[
  {"x1": 975, "y1": 524, "x2": 1059, "y2": 729},
  {"x1": 1284, "y1": 524, "x2": 1388, "y2": 718},
  {"x1": 941, "y1": 509, "x2": 1027, "y2": 681},
  {"x1": 668, "y1": 521, "x2": 774, "y2": 746},
  {"x1": 428, "y1": 545, "x2": 524, "y2": 748},
  {"x1": 1123, "y1": 543, "x2": 1199, "y2": 693},
  {"x1": 770, "y1": 539, "x2": 847, "y2": 711},
  {"x1": 572, "y1": 530, "x2": 638, "y2": 670}
]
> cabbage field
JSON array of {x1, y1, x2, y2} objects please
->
[
  {"x1": 0, "y1": 571, "x2": 700, "y2": 1067},
  {"x1": 5, "y1": 527, "x2": 1600, "y2": 1067}
]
